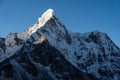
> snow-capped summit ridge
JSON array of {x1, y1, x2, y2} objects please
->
[
  {"x1": 38, "y1": 9, "x2": 54, "y2": 25},
  {"x1": 40, "y1": 9, "x2": 54, "y2": 19},
  {"x1": 27, "y1": 9, "x2": 55, "y2": 39}
]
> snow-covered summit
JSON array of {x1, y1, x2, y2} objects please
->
[
  {"x1": 27, "y1": 9, "x2": 55, "y2": 39},
  {"x1": 38, "y1": 9, "x2": 54, "y2": 26}
]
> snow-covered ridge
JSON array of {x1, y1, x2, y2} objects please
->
[
  {"x1": 27, "y1": 9, "x2": 55, "y2": 38},
  {"x1": 0, "y1": 9, "x2": 55, "y2": 62},
  {"x1": 38, "y1": 9, "x2": 54, "y2": 24}
]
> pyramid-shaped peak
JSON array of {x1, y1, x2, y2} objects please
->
[
  {"x1": 38, "y1": 9, "x2": 55, "y2": 25},
  {"x1": 46, "y1": 9, "x2": 54, "y2": 13},
  {"x1": 42, "y1": 9, "x2": 54, "y2": 17}
]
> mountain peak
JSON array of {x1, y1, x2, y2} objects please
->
[
  {"x1": 26, "y1": 9, "x2": 55, "y2": 39},
  {"x1": 42, "y1": 9, "x2": 54, "y2": 17},
  {"x1": 0, "y1": 9, "x2": 120, "y2": 80},
  {"x1": 38, "y1": 9, "x2": 55, "y2": 25}
]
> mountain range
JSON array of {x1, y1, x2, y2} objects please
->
[{"x1": 0, "y1": 9, "x2": 120, "y2": 80}]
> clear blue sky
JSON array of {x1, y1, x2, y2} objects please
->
[{"x1": 0, "y1": 0, "x2": 120, "y2": 47}]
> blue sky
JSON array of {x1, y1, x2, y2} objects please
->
[{"x1": 0, "y1": 0, "x2": 120, "y2": 47}]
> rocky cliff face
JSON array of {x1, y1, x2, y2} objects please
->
[
  {"x1": 0, "y1": 9, "x2": 120, "y2": 80},
  {"x1": 0, "y1": 36, "x2": 98, "y2": 80},
  {"x1": 0, "y1": 38, "x2": 5, "y2": 56}
]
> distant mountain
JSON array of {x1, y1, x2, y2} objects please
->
[{"x1": 0, "y1": 9, "x2": 120, "y2": 80}]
